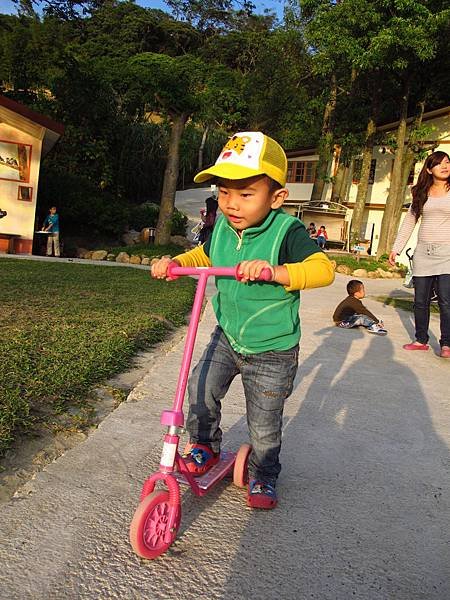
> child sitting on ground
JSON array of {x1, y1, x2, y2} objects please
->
[
  {"x1": 316, "y1": 225, "x2": 328, "y2": 249},
  {"x1": 333, "y1": 279, "x2": 387, "y2": 335},
  {"x1": 152, "y1": 131, "x2": 335, "y2": 510}
]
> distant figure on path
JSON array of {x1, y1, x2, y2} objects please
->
[
  {"x1": 198, "y1": 195, "x2": 218, "y2": 244},
  {"x1": 42, "y1": 206, "x2": 60, "y2": 257},
  {"x1": 389, "y1": 151, "x2": 450, "y2": 358}
]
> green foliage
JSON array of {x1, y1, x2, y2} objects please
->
[
  {"x1": 128, "y1": 204, "x2": 160, "y2": 231},
  {"x1": 170, "y1": 207, "x2": 188, "y2": 236},
  {"x1": 37, "y1": 167, "x2": 129, "y2": 238},
  {"x1": 375, "y1": 296, "x2": 439, "y2": 314},
  {"x1": 0, "y1": 258, "x2": 195, "y2": 455},
  {"x1": 128, "y1": 52, "x2": 207, "y2": 116},
  {"x1": 329, "y1": 253, "x2": 407, "y2": 275},
  {"x1": 128, "y1": 204, "x2": 187, "y2": 236}
]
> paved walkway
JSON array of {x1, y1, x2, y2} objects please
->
[{"x1": 0, "y1": 273, "x2": 449, "y2": 600}]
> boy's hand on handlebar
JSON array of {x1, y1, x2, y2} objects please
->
[
  {"x1": 388, "y1": 251, "x2": 398, "y2": 267},
  {"x1": 237, "y1": 260, "x2": 274, "y2": 283},
  {"x1": 151, "y1": 257, "x2": 180, "y2": 281}
]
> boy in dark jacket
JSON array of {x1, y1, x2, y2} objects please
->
[{"x1": 333, "y1": 279, "x2": 387, "y2": 335}]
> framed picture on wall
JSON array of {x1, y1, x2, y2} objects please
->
[
  {"x1": 0, "y1": 140, "x2": 32, "y2": 183},
  {"x1": 18, "y1": 185, "x2": 33, "y2": 201}
]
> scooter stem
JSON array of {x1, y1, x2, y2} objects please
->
[{"x1": 172, "y1": 270, "x2": 209, "y2": 415}]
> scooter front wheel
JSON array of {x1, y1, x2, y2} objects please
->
[
  {"x1": 130, "y1": 490, "x2": 181, "y2": 559},
  {"x1": 233, "y1": 443, "x2": 252, "y2": 488}
]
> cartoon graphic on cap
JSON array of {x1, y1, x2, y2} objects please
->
[{"x1": 221, "y1": 135, "x2": 251, "y2": 159}]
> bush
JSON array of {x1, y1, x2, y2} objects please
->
[
  {"x1": 128, "y1": 203, "x2": 160, "y2": 230},
  {"x1": 37, "y1": 168, "x2": 128, "y2": 238},
  {"x1": 128, "y1": 203, "x2": 187, "y2": 236},
  {"x1": 170, "y1": 207, "x2": 188, "y2": 236}
]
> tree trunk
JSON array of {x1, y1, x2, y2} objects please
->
[
  {"x1": 377, "y1": 79, "x2": 410, "y2": 258},
  {"x1": 310, "y1": 73, "x2": 337, "y2": 203},
  {"x1": 392, "y1": 100, "x2": 426, "y2": 233},
  {"x1": 197, "y1": 125, "x2": 209, "y2": 171},
  {"x1": 331, "y1": 154, "x2": 345, "y2": 200},
  {"x1": 350, "y1": 115, "x2": 377, "y2": 243},
  {"x1": 341, "y1": 163, "x2": 353, "y2": 203},
  {"x1": 155, "y1": 112, "x2": 189, "y2": 246}
]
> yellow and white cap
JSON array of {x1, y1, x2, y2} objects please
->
[{"x1": 194, "y1": 131, "x2": 287, "y2": 187}]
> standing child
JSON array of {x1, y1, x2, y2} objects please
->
[
  {"x1": 333, "y1": 279, "x2": 387, "y2": 334},
  {"x1": 42, "y1": 206, "x2": 60, "y2": 257},
  {"x1": 316, "y1": 225, "x2": 328, "y2": 249},
  {"x1": 198, "y1": 195, "x2": 219, "y2": 244},
  {"x1": 152, "y1": 131, "x2": 335, "y2": 509}
]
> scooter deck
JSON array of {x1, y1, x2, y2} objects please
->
[{"x1": 174, "y1": 450, "x2": 236, "y2": 491}]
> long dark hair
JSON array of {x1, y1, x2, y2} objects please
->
[{"x1": 411, "y1": 151, "x2": 450, "y2": 221}]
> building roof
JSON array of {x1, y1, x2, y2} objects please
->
[
  {"x1": 0, "y1": 94, "x2": 64, "y2": 156},
  {"x1": 286, "y1": 146, "x2": 317, "y2": 158}
]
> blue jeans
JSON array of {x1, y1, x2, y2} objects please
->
[
  {"x1": 316, "y1": 235, "x2": 326, "y2": 249},
  {"x1": 341, "y1": 314, "x2": 376, "y2": 328},
  {"x1": 186, "y1": 327, "x2": 299, "y2": 485},
  {"x1": 414, "y1": 275, "x2": 450, "y2": 347}
]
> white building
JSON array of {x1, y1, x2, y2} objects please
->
[
  {"x1": 285, "y1": 105, "x2": 450, "y2": 263},
  {"x1": 0, "y1": 94, "x2": 63, "y2": 255}
]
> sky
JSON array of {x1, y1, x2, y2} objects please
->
[{"x1": 0, "y1": 0, "x2": 285, "y2": 18}]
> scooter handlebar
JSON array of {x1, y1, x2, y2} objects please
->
[{"x1": 167, "y1": 262, "x2": 273, "y2": 281}]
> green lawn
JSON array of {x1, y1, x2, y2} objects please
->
[
  {"x1": 0, "y1": 258, "x2": 195, "y2": 455},
  {"x1": 375, "y1": 295, "x2": 440, "y2": 314},
  {"x1": 328, "y1": 253, "x2": 407, "y2": 275}
]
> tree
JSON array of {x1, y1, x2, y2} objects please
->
[
  {"x1": 375, "y1": 1, "x2": 449, "y2": 257},
  {"x1": 127, "y1": 52, "x2": 245, "y2": 244}
]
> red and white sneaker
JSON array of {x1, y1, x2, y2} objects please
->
[
  {"x1": 183, "y1": 443, "x2": 219, "y2": 476},
  {"x1": 246, "y1": 479, "x2": 278, "y2": 509}
]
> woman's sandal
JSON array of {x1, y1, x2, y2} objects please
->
[{"x1": 403, "y1": 342, "x2": 429, "y2": 351}]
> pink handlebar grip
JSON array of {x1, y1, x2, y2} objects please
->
[{"x1": 167, "y1": 262, "x2": 273, "y2": 281}]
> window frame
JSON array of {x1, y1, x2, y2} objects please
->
[{"x1": 287, "y1": 160, "x2": 317, "y2": 184}]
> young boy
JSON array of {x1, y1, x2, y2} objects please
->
[
  {"x1": 333, "y1": 279, "x2": 387, "y2": 335},
  {"x1": 152, "y1": 132, "x2": 335, "y2": 509},
  {"x1": 42, "y1": 206, "x2": 60, "y2": 257}
]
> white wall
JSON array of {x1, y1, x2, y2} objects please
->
[{"x1": 0, "y1": 122, "x2": 42, "y2": 240}]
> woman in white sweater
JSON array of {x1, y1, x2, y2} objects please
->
[{"x1": 389, "y1": 151, "x2": 450, "y2": 358}]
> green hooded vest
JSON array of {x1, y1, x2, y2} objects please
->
[{"x1": 209, "y1": 209, "x2": 301, "y2": 355}]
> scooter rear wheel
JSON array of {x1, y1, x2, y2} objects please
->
[
  {"x1": 233, "y1": 443, "x2": 252, "y2": 488},
  {"x1": 130, "y1": 490, "x2": 181, "y2": 559}
]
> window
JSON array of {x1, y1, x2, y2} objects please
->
[
  {"x1": 353, "y1": 159, "x2": 376, "y2": 184},
  {"x1": 287, "y1": 161, "x2": 317, "y2": 183}
]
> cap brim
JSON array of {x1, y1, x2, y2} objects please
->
[{"x1": 194, "y1": 163, "x2": 266, "y2": 184}]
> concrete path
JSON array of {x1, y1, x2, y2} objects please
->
[{"x1": 0, "y1": 274, "x2": 449, "y2": 600}]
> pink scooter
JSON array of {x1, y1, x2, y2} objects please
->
[{"x1": 129, "y1": 263, "x2": 272, "y2": 559}]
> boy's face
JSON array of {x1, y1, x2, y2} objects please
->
[
  {"x1": 50, "y1": 207, "x2": 56, "y2": 215},
  {"x1": 217, "y1": 175, "x2": 288, "y2": 232}
]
